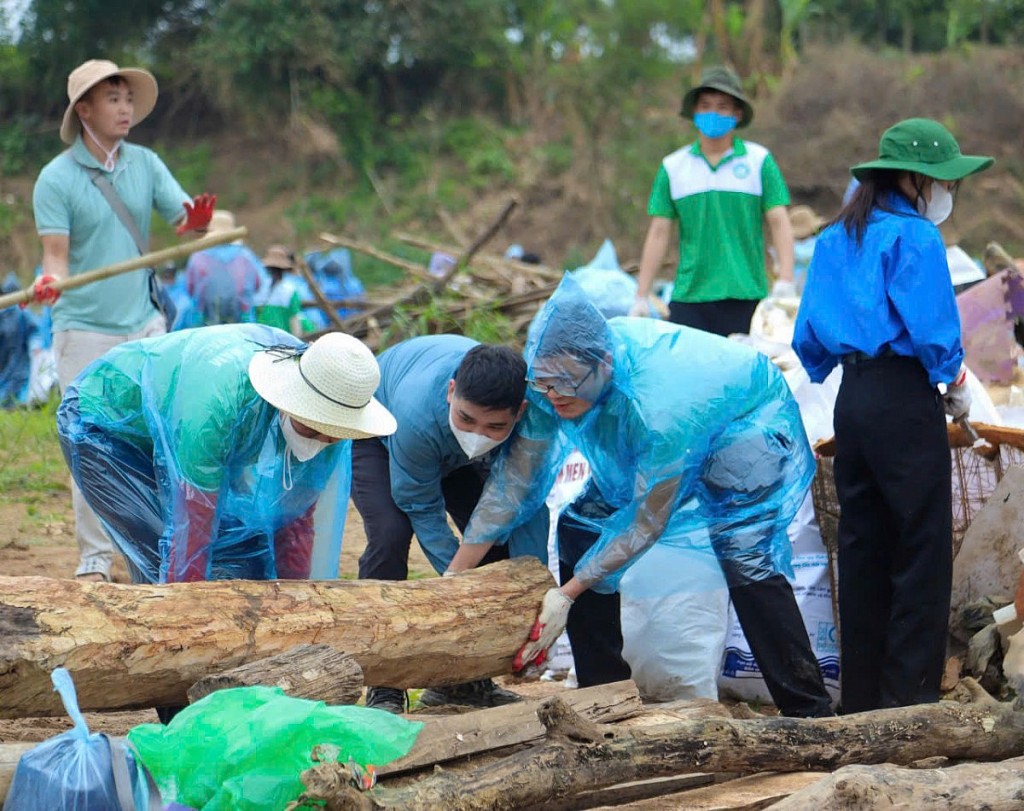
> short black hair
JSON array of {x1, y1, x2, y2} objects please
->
[{"x1": 453, "y1": 344, "x2": 527, "y2": 412}]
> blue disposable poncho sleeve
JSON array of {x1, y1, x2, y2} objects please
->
[{"x1": 462, "y1": 404, "x2": 569, "y2": 546}]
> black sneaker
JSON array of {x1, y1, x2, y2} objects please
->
[
  {"x1": 365, "y1": 686, "x2": 407, "y2": 714},
  {"x1": 417, "y1": 678, "x2": 523, "y2": 709}
]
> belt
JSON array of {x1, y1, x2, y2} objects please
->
[{"x1": 841, "y1": 349, "x2": 899, "y2": 365}]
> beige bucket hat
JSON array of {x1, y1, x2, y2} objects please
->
[
  {"x1": 789, "y1": 205, "x2": 827, "y2": 240},
  {"x1": 207, "y1": 210, "x2": 237, "y2": 235},
  {"x1": 60, "y1": 59, "x2": 158, "y2": 145},
  {"x1": 248, "y1": 332, "x2": 396, "y2": 440},
  {"x1": 261, "y1": 245, "x2": 294, "y2": 271}
]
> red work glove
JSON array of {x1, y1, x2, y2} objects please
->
[
  {"x1": 166, "y1": 485, "x2": 217, "y2": 582},
  {"x1": 273, "y1": 505, "x2": 316, "y2": 579},
  {"x1": 21, "y1": 275, "x2": 61, "y2": 308},
  {"x1": 176, "y1": 193, "x2": 217, "y2": 236},
  {"x1": 512, "y1": 588, "x2": 573, "y2": 672}
]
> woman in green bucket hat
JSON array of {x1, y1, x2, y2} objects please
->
[{"x1": 792, "y1": 118, "x2": 993, "y2": 715}]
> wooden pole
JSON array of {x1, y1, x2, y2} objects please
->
[{"x1": 0, "y1": 228, "x2": 249, "y2": 310}]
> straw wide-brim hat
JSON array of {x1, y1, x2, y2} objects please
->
[
  {"x1": 262, "y1": 245, "x2": 294, "y2": 271},
  {"x1": 60, "y1": 59, "x2": 158, "y2": 145},
  {"x1": 248, "y1": 332, "x2": 396, "y2": 440},
  {"x1": 789, "y1": 205, "x2": 827, "y2": 240}
]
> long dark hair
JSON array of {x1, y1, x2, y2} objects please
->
[{"x1": 835, "y1": 169, "x2": 959, "y2": 245}]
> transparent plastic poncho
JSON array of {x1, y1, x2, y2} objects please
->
[
  {"x1": 58, "y1": 324, "x2": 348, "y2": 583},
  {"x1": 464, "y1": 274, "x2": 815, "y2": 593}
]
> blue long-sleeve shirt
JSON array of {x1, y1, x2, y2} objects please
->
[
  {"x1": 792, "y1": 194, "x2": 963, "y2": 385},
  {"x1": 375, "y1": 334, "x2": 546, "y2": 573}
]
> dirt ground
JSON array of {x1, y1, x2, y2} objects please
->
[{"x1": 0, "y1": 493, "x2": 437, "y2": 744}]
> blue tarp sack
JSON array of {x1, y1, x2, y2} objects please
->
[{"x1": 3, "y1": 668, "x2": 161, "y2": 811}]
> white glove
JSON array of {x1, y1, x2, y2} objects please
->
[
  {"x1": 513, "y1": 588, "x2": 573, "y2": 671},
  {"x1": 628, "y1": 296, "x2": 650, "y2": 318},
  {"x1": 770, "y1": 280, "x2": 797, "y2": 299},
  {"x1": 943, "y1": 366, "x2": 971, "y2": 419}
]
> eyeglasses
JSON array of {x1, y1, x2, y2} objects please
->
[{"x1": 527, "y1": 366, "x2": 596, "y2": 398}]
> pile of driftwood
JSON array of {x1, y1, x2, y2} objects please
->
[
  {"x1": 3, "y1": 558, "x2": 1024, "y2": 809},
  {"x1": 301, "y1": 199, "x2": 598, "y2": 350}
]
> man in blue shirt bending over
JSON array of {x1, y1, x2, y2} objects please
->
[{"x1": 353, "y1": 334, "x2": 548, "y2": 713}]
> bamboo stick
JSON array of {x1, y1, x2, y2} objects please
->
[{"x1": 0, "y1": 227, "x2": 249, "y2": 311}]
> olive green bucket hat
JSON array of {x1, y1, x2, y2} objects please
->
[
  {"x1": 679, "y1": 66, "x2": 754, "y2": 128},
  {"x1": 851, "y1": 118, "x2": 994, "y2": 182}
]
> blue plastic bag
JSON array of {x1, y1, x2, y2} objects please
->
[{"x1": 3, "y1": 669, "x2": 159, "y2": 811}]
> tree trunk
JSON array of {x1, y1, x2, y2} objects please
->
[
  {"x1": 771, "y1": 757, "x2": 1024, "y2": 809},
  {"x1": 186, "y1": 644, "x2": 363, "y2": 705},
  {"x1": 0, "y1": 558, "x2": 552, "y2": 717},
  {"x1": 297, "y1": 692, "x2": 1024, "y2": 810}
]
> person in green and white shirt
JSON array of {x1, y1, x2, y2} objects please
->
[
  {"x1": 254, "y1": 244, "x2": 312, "y2": 336},
  {"x1": 632, "y1": 65, "x2": 795, "y2": 337}
]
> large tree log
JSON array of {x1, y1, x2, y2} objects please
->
[
  {"x1": 186, "y1": 644, "x2": 363, "y2": 705},
  {"x1": 296, "y1": 691, "x2": 1024, "y2": 810},
  {"x1": 0, "y1": 558, "x2": 551, "y2": 717},
  {"x1": 770, "y1": 757, "x2": 1024, "y2": 809}
]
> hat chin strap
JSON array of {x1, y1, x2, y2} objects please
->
[{"x1": 80, "y1": 121, "x2": 122, "y2": 171}]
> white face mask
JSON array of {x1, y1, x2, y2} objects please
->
[
  {"x1": 448, "y1": 406, "x2": 509, "y2": 459},
  {"x1": 280, "y1": 415, "x2": 330, "y2": 462},
  {"x1": 917, "y1": 182, "x2": 953, "y2": 225}
]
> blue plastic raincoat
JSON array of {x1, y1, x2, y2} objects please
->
[
  {"x1": 57, "y1": 324, "x2": 349, "y2": 583},
  {"x1": 0, "y1": 273, "x2": 37, "y2": 407},
  {"x1": 375, "y1": 334, "x2": 548, "y2": 573},
  {"x1": 464, "y1": 274, "x2": 814, "y2": 593}
]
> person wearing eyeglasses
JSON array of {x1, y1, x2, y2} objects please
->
[{"x1": 447, "y1": 273, "x2": 833, "y2": 718}]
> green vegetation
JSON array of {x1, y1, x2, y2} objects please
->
[{"x1": 0, "y1": 396, "x2": 70, "y2": 528}]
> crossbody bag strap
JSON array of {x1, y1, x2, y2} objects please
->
[{"x1": 86, "y1": 167, "x2": 149, "y2": 255}]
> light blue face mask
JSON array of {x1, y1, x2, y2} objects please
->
[{"x1": 693, "y1": 111, "x2": 738, "y2": 139}]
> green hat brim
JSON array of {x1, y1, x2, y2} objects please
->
[
  {"x1": 851, "y1": 154, "x2": 994, "y2": 182},
  {"x1": 680, "y1": 84, "x2": 753, "y2": 129}
]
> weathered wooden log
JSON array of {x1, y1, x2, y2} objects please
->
[
  {"x1": 186, "y1": 644, "x2": 363, "y2": 705},
  {"x1": 0, "y1": 558, "x2": 552, "y2": 717},
  {"x1": 770, "y1": 757, "x2": 1024, "y2": 809},
  {"x1": 297, "y1": 692, "x2": 1024, "y2": 810},
  {"x1": 379, "y1": 680, "x2": 641, "y2": 777}
]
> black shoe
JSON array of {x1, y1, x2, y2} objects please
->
[
  {"x1": 417, "y1": 678, "x2": 523, "y2": 709},
  {"x1": 365, "y1": 686, "x2": 407, "y2": 714}
]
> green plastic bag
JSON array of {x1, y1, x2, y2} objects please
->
[{"x1": 127, "y1": 687, "x2": 421, "y2": 811}]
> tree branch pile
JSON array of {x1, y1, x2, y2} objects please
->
[{"x1": 289, "y1": 678, "x2": 1024, "y2": 811}]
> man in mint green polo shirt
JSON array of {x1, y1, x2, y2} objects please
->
[
  {"x1": 31, "y1": 58, "x2": 215, "y2": 582},
  {"x1": 632, "y1": 66, "x2": 796, "y2": 337}
]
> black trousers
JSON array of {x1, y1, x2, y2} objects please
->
[
  {"x1": 558, "y1": 514, "x2": 832, "y2": 717},
  {"x1": 668, "y1": 299, "x2": 759, "y2": 338},
  {"x1": 352, "y1": 437, "x2": 508, "y2": 580},
  {"x1": 833, "y1": 355, "x2": 952, "y2": 713}
]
